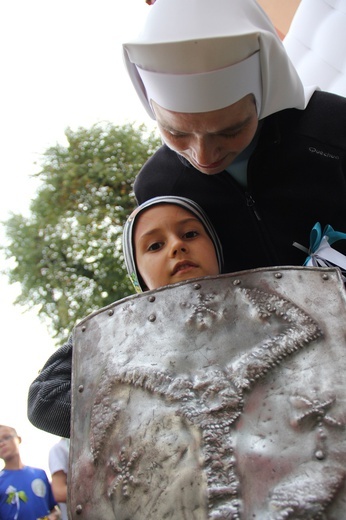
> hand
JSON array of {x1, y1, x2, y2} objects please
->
[{"x1": 48, "y1": 507, "x2": 62, "y2": 520}]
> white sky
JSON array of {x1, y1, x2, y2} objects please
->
[{"x1": 0, "y1": 0, "x2": 154, "y2": 476}]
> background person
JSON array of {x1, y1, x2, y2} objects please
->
[
  {"x1": 0, "y1": 424, "x2": 60, "y2": 520},
  {"x1": 48, "y1": 439, "x2": 69, "y2": 520}
]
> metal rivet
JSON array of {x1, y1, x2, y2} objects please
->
[
  {"x1": 81, "y1": 326, "x2": 86, "y2": 332},
  {"x1": 108, "y1": 309, "x2": 114, "y2": 316},
  {"x1": 275, "y1": 272, "x2": 282, "y2": 279},
  {"x1": 193, "y1": 283, "x2": 201, "y2": 290},
  {"x1": 322, "y1": 274, "x2": 329, "y2": 280},
  {"x1": 148, "y1": 314, "x2": 156, "y2": 322},
  {"x1": 315, "y1": 450, "x2": 325, "y2": 460},
  {"x1": 148, "y1": 296, "x2": 155, "y2": 302},
  {"x1": 233, "y1": 279, "x2": 241, "y2": 286},
  {"x1": 78, "y1": 385, "x2": 84, "y2": 393},
  {"x1": 76, "y1": 504, "x2": 83, "y2": 514}
]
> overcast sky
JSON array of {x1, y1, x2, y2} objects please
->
[{"x1": 0, "y1": 0, "x2": 154, "y2": 475}]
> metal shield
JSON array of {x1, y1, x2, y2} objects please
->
[{"x1": 69, "y1": 266, "x2": 346, "y2": 519}]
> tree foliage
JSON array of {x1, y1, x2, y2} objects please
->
[{"x1": 2, "y1": 122, "x2": 161, "y2": 344}]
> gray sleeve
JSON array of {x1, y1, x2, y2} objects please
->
[{"x1": 27, "y1": 336, "x2": 73, "y2": 438}]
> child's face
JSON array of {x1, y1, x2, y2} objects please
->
[{"x1": 134, "y1": 204, "x2": 220, "y2": 290}]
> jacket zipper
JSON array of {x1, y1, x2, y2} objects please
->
[
  {"x1": 245, "y1": 192, "x2": 261, "y2": 221},
  {"x1": 245, "y1": 190, "x2": 281, "y2": 264}
]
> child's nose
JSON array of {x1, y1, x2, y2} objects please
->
[{"x1": 170, "y1": 238, "x2": 187, "y2": 256}]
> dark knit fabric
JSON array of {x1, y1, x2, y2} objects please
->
[{"x1": 27, "y1": 337, "x2": 73, "y2": 437}]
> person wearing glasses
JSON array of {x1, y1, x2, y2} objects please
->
[{"x1": 0, "y1": 425, "x2": 60, "y2": 520}]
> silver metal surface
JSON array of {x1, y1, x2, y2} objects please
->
[{"x1": 70, "y1": 266, "x2": 346, "y2": 519}]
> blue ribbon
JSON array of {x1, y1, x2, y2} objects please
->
[{"x1": 304, "y1": 222, "x2": 346, "y2": 268}]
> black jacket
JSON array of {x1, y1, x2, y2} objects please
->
[
  {"x1": 135, "y1": 91, "x2": 346, "y2": 273},
  {"x1": 27, "y1": 91, "x2": 346, "y2": 437}
]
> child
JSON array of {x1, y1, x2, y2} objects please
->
[
  {"x1": 123, "y1": 195, "x2": 223, "y2": 292},
  {"x1": 27, "y1": 196, "x2": 223, "y2": 438},
  {"x1": 0, "y1": 425, "x2": 60, "y2": 520}
]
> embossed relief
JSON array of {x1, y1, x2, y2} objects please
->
[
  {"x1": 88, "y1": 286, "x2": 326, "y2": 518},
  {"x1": 290, "y1": 391, "x2": 345, "y2": 461},
  {"x1": 71, "y1": 269, "x2": 346, "y2": 519},
  {"x1": 268, "y1": 464, "x2": 345, "y2": 519}
]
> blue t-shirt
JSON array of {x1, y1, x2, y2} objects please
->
[{"x1": 0, "y1": 466, "x2": 57, "y2": 520}]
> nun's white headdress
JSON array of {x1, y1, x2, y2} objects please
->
[{"x1": 123, "y1": 0, "x2": 313, "y2": 120}]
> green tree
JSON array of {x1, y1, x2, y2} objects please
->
[{"x1": 2, "y1": 122, "x2": 161, "y2": 343}]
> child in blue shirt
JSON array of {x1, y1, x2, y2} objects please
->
[{"x1": 0, "y1": 424, "x2": 60, "y2": 520}]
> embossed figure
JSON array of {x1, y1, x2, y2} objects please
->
[
  {"x1": 290, "y1": 392, "x2": 345, "y2": 461},
  {"x1": 89, "y1": 286, "x2": 323, "y2": 518}
]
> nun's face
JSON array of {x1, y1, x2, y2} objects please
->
[{"x1": 152, "y1": 94, "x2": 258, "y2": 175}]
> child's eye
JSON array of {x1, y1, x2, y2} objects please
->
[
  {"x1": 183, "y1": 230, "x2": 199, "y2": 239},
  {"x1": 148, "y1": 242, "x2": 162, "y2": 251}
]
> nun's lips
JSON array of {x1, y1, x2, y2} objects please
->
[
  {"x1": 190, "y1": 153, "x2": 236, "y2": 174},
  {"x1": 194, "y1": 158, "x2": 225, "y2": 169}
]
